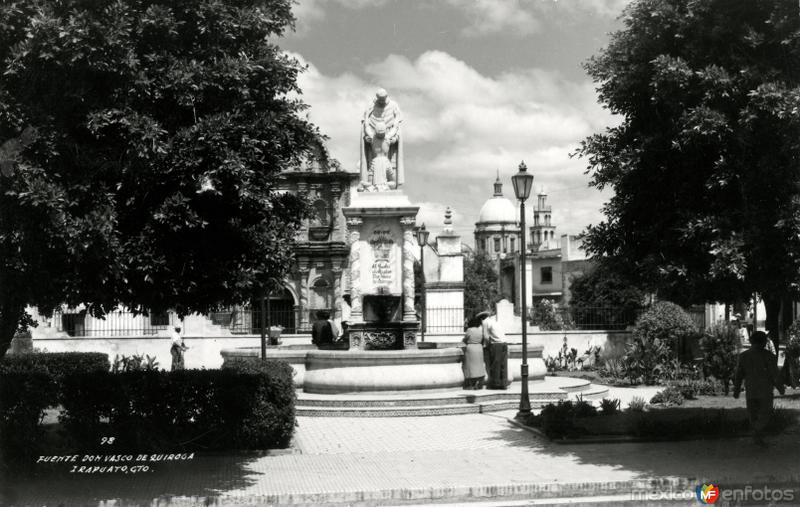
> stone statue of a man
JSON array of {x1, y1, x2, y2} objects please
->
[{"x1": 359, "y1": 89, "x2": 404, "y2": 191}]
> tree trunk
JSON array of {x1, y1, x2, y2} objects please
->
[
  {"x1": 764, "y1": 294, "x2": 781, "y2": 363},
  {"x1": 0, "y1": 302, "x2": 23, "y2": 357}
]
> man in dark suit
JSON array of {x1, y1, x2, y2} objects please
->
[
  {"x1": 733, "y1": 331, "x2": 785, "y2": 446},
  {"x1": 311, "y1": 310, "x2": 334, "y2": 348}
]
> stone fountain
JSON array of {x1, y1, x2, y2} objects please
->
[{"x1": 301, "y1": 89, "x2": 465, "y2": 393}]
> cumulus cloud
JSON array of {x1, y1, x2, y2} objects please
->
[
  {"x1": 293, "y1": 0, "x2": 630, "y2": 37},
  {"x1": 292, "y1": 0, "x2": 391, "y2": 35},
  {"x1": 291, "y1": 50, "x2": 617, "y2": 240},
  {"x1": 448, "y1": 0, "x2": 541, "y2": 37},
  {"x1": 445, "y1": 0, "x2": 630, "y2": 37}
]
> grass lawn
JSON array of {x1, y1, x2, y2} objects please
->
[
  {"x1": 684, "y1": 389, "x2": 800, "y2": 412},
  {"x1": 526, "y1": 388, "x2": 800, "y2": 442}
]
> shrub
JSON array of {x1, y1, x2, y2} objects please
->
[
  {"x1": 622, "y1": 302, "x2": 696, "y2": 384},
  {"x1": 650, "y1": 385, "x2": 685, "y2": 406},
  {"x1": 627, "y1": 397, "x2": 646, "y2": 412},
  {"x1": 531, "y1": 299, "x2": 573, "y2": 331},
  {"x1": 600, "y1": 398, "x2": 621, "y2": 415},
  {"x1": 539, "y1": 401, "x2": 578, "y2": 438},
  {"x1": 0, "y1": 362, "x2": 57, "y2": 473},
  {"x1": 60, "y1": 360, "x2": 296, "y2": 454},
  {"x1": 111, "y1": 354, "x2": 160, "y2": 372},
  {"x1": 3, "y1": 360, "x2": 296, "y2": 471},
  {"x1": 573, "y1": 396, "x2": 597, "y2": 418},
  {"x1": 631, "y1": 409, "x2": 743, "y2": 440},
  {"x1": 668, "y1": 379, "x2": 722, "y2": 398},
  {"x1": 0, "y1": 352, "x2": 110, "y2": 379},
  {"x1": 783, "y1": 323, "x2": 800, "y2": 388},
  {"x1": 700, "y1": 323, "x2": 739, "y2": 394}
]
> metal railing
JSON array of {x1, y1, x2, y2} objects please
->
[
  {"x1": 543, "y1": 306, "x2": 644, "y2": 331},
  {"x1": 424, "y1": 307, "x2": 467, "y2": 334},
  {"x1": 50, "y1": 305, "x2": 706, "y2": 337},
  {"x1": 54, "y1": 310, "x2": 178, "y2": 337}
]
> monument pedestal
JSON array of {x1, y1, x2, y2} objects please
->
[
  {"x1": 343, "y1": 190, "x2": 420, "y2": 347},
  {"x1": 348, "y1": 320, "x2": 419, "y2": 350}
]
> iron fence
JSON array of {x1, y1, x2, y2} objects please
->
[
  {"x1": 424, "y1": 305, "x2": 652, "y2": 333},
  {"x1": 424, "y1": 307, "x2": 467, "y2": 334},
  {"x1": 50, "y1": 304, "x2": 706, "y2": 337},
  {"x1": 539, "y1": 306, "x2": 644, "y2": 331},
  {"x1": 210, "y1": 308, "x2": 306, "y2": 335},
  {"x1": 54, "y1": 310, "x2": 178, "y2": 337}
]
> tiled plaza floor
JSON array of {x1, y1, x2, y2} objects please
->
[{"x1": 4, "y1": 387, "x2": 800, "y2": 506}]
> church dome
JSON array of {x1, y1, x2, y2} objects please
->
[
  {"x1": 477, "y1": 174, "x2": 517, "y2": 224},
  {"x1": 478, "y1": 196, "x2": 517, "y2": 223}
]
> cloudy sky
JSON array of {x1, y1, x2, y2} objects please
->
[{"x1": 282, "y1": 0, "x2": 628, "y2": 243}]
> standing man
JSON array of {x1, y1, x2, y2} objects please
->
[
  {"x1": 733, "y1": 331, "x2": 785, "y2": 446},
  {"x1": 170, "y1": 326, "x2": 188, "y2": 371}
]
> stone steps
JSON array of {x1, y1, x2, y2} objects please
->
[
  {"x1": 296, "y1": 398, "x2": 556, "y2": 417},
  {"x1": 295, "y1": 377, "x2": 609, "y2": 417}
]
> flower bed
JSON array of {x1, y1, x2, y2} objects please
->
[{"x1": 521, "y1": 398, "x2": 799, "y2": 443}]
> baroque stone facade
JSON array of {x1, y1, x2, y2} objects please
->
[{"x1": 277, "y1": 151, "x2": 360, "y2": 332}]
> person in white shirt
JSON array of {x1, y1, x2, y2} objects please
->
[
  {"x1": 477, "y1": 311, "x2": 505, "y2": 344},
  {"x1": 170, "y1": 326, "x2": 188, "y2": 371}
]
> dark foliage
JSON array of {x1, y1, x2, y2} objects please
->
[
  {"x1": 0, "y1": 0, "x2": 325, "y2": 354},
  {"x1": 576, "y1": 0, "x2": 800, "y2": 340},
  {"x1": 1, "y1": 360, "x2": 295, "y2": 473},
  {"x1": 0, "y1": 352, "x2": 110, "y2": 379},
  {"x1": 622, "y1": 302, "x2": 697, "y2": 384},
  {"x1": 650, "y1": 386, "x2": 686, "y2": 406},
  {"x1": 699, "y1": 323, "x2": 739, "y2": 394},
  {"x1": 463, "y1": 253, "x2": 501, "y2": 317},
  {"x1": 0, "y1": 362, "x2": 57, "y2": 475},
  {"x1": 568, "y1": 260, "x2": 646, "y2": 329}
]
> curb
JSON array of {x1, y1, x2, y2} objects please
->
[{"x1": 143, "y1": 478, "x2": 698, "y2": 506}]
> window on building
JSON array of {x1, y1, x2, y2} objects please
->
[
  {"x1": 494, "y1": 237, "x2": 500, "y2": 252},
  {"x1": 541, "y1": 267, "x2": 553, "y2": 284},
  {"x1": 509, "y1": 237, "x2": 515, "y2": 252},
  {"x1": 482, "y1": 238, "x2": 487, "y2": 252}
]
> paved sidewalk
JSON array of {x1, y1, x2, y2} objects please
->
[{"x1": 5, "y1": 387, "x2": 800, "y2": 506}]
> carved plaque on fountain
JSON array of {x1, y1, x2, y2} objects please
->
[{"x1": 367, "y1": 227, "x2": 398, "y2": 293}]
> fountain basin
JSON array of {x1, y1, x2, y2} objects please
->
[
  {"x1": 509, "y1": 344, "x2": 547, "y2": 381},
  {"x1": 303, "y1": 348, "x2": 464, "y2": 394},
  {"x1": 220, "y1": 347, "x2": 309, "y2": 387}
]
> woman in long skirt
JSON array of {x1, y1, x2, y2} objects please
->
[{"x1": 462, "y1": 316, "x2": 486, "y2": 389}]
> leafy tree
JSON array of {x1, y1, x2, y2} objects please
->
[
  {"x1": 577, "y1": 0, "x2": 800, "y2": 349},
  {"x1": 0, "y1": 0, "x2": 326, "y2": 354},
  {"x1": 569, "y1": 259, "x2": 646, "y2": 328},
  {"x1": 463, "y1": 252, "x2": 501, "y2": 317}
]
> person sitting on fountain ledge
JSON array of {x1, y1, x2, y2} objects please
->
[{"x1": 312, "y1": 310, "x2": 336, "y2": 348}]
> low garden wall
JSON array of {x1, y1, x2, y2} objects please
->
[
  {"x1": 31, "y1": 335, "x2": 312, "y2": 370},
  {"x1": 31, "y1": 330, "x2": 631, "y2": 370},
  {"x1": 426, "y1": 330, "x2": 632, "y2": 361}
]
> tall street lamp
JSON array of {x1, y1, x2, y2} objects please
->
[
  {"x1": 415, "y1": 224, "x2": 430, "y2": 342},
  {"x1": 511, "y1": 161, "x2": 534, "y2": 419}
]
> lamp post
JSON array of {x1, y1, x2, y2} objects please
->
[
  {"x1": 511, "y1": 161, "x2": 534, "y2": 419},
  {"x1": 415, "y1": 224, "x2": 430, "y2": 342}
]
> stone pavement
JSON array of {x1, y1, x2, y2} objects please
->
[{"x1": 5, "y1": 386, "x2": 800, "y2": 506}]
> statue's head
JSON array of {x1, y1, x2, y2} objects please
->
[{"x1": 375, "y1": 88, "x2": 388, "y2": 105}]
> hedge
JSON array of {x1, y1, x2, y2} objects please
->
[
  {"x1": 0, "y1": 352, "x2": 110, "y2": 378},
  {"x1": 60, "y1": 359, "x2": 295, "y2": 453},
  {"x1": 0, "y1": 362, "x2": 57, "y2": 474},
  {"x1": 1, "y1": 359, "x2": 296, "y2": 473}
]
